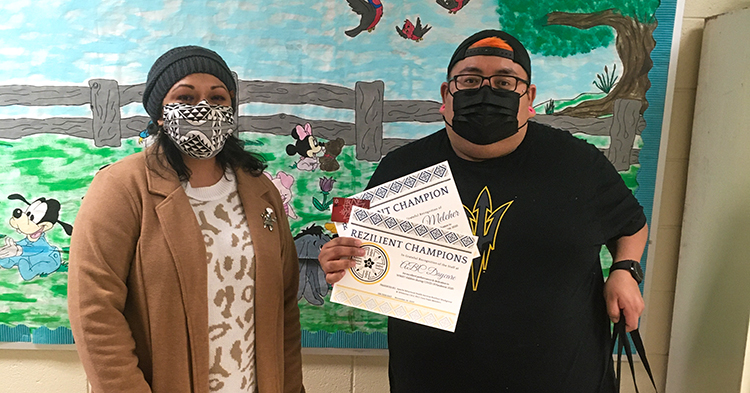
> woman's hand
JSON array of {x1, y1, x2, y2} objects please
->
[{"x1": 319, "y1": 237, "x2": 364, "y2": 284}]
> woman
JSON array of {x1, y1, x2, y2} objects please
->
[{"x1": 68, "y1": 46, "x2": 304, "y2": 393}]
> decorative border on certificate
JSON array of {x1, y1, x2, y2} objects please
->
[
  {"x1": 357, "y1": 162, "x2": 450, "y2": 204},
  {"x1": 335, "y1": 160, "x2": 480, "y2": 259},
  {"x1": 332, "y1": 285, "x2": 457, "y2": 331},
  {"x1": 351, "y1": 208, "x2": 477, "y2": 250}
]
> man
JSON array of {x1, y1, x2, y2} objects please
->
[{"x1": 319, "y1": 30, "x2": 647, "y2": 392}]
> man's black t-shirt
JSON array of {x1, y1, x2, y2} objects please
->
[{"x1": 367, "y1": 122, "x2": 646, "y2": 393}]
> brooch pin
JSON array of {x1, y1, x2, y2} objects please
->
[{"x1": 261, "y1": 207, "x2": 276, "y2": 231}]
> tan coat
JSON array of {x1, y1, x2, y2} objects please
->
[{"x1": 68, "y1": 149, "x2": 304, "y2": 393}]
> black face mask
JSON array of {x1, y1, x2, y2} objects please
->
[{"x1": 445, "y1": 85, "x2": 524, "y2": 145}]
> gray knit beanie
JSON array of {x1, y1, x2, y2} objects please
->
[{"x1": 142, "y1": 45, "x2": 236, "y2": 121}]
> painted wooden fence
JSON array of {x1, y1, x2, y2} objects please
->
[{"x1": 0, "y1": 79, "x2": 643, "y2": 169}]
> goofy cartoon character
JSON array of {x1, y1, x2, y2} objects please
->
[{"x1": 0, "y1": 194, "x2": 73, "y2": 280}]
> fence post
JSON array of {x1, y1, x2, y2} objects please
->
[
  {"x1": 354, "y1": 81, "x2": 384, "y2": 161},
  {"x1": 607, "y1": 99, "x2": 641, "y2": 171},
  {"x1": 89, "y1": 79, "x2": 121, "y2": 147},
  {"x1": 232, "y1": 72, "x2": 239, "y2": 125}
]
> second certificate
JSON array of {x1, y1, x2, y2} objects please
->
[{"x1": 331, "y1": 206, "x2": 477, "y2": 332}]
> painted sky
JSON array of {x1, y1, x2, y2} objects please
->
[{"x1": 0, "y1": 0, "x2": 621, "y2": 137}]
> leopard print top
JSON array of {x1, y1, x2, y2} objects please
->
[{"x1": 185, "y1": 170, "x2": 257, "y2": 392}]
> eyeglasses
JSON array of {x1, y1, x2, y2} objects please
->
[{"x1": 450, "y1": 74, "x2": 529, "y2": 94}]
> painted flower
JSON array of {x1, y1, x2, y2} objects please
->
[
  {"x1": 319, "y1": 177, "x2": 336, "y2": 193},
  {"x1": 313, "y1": 177, "x2": 337, "y2": 211}
]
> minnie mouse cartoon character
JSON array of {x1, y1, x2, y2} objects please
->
[{"x1": 286, "y1": 123, "x2": 322, "y2": 171}]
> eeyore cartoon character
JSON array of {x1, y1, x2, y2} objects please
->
[{"x1": 294, "y1": 225, "x2": 332, "y2": 306}]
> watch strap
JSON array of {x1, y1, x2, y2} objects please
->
[{"x1": 609, "y1": 259, "x2": 642, "y2": 284}]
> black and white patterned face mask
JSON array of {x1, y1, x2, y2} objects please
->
[{"x1": 162, "y1": 100, "x2": 235, "y2": 159}]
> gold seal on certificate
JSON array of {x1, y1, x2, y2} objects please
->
[{"x1": 350, "y1": 243, "x2": 389, "y2": 284}]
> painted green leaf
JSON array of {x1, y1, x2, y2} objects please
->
[{"x1": 497, "y1": 0, "x2": 660, "y2": 57}]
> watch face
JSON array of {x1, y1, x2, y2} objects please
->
[
  {"x1": 632, "y1": 261, "x2": 644, "y2": 282},
  {"x1": 350, "y1": 243, "x2": 389, "y2": 284}
]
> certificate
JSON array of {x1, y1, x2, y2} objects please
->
[
  {"x1": 335, "y1": 161, "x2": 479, "y2": 257},
  {"x1": 331, "y1": 206, "x2": 477, "y2": 332}
]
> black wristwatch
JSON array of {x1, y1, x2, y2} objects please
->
[{"x1": 609, "y1": 259, "x2": 643, "y2": 284}]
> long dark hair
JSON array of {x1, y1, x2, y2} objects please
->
[{"x1": 146, "y1": 121, "x2": 266, "y2": 182}]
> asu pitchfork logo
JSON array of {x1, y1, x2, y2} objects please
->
[{"x1": 463, "y1": 187, "x2": 512, "y2": 291}]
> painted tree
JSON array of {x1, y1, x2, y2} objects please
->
[{"x1": 497, "y1": 0, "x2": 659, "y2": 117}]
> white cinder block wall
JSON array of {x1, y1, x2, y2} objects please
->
[{"x1": 3, "y1": 0, "x2": 749, "y2": 391}]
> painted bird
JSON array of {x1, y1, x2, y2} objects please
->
[
  {"x1": 396, "y1": 17, "x2": 432, "y2": 42},
  {"x1": 436, "y1": 0, "x2": 470, "y2": 14},
  {"x1": 345, "y1": 0, "x2": 383, "y2": 37}
]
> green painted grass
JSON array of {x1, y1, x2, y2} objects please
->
[
  {"x1": 0, "y1": 293, "x2": 37, "y2": 303},
  {"x1": 534, "y1": 92, "x2": 608, "y2": 114},
  {"x1": 0, "y1": 132, "x2": 639, "y2": 337},
  {"x1": 0, "y1": 133, "x2": 381, "y2": 334},
  {"x1": 298, "y1": 294, "x2": 388, "y2": 334},
  {"x1": 0, "y1": 268, "x2": 69, "y2": 328},
  {"x1": 0, "y1": 135, "x2": 142, "y2": 332}
]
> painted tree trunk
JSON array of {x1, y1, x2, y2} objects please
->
[{"x1": 547, "y1": 9, "x2": 656, "y2": 118}]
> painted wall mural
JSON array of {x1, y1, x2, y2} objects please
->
[{"x1": 0, "y1": 0, "x2": 676, "y2": 347}]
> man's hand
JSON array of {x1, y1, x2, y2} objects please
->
[
  {"x1": 604, "y1": 224, "x2": 648, "y2": 332},
  {"x1": 604, "y1": 269, "x2": 644, "y2": 332},
  {"x1": 0, "y1": 237, "x2": 22, "y2": 259},
  {"x1": 319, "y1": 237, "x2": 364, "y2": 284}
]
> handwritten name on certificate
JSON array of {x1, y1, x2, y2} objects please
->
[
  {"x1": 335, "y1": 161, "x2": 479, "y2": 257},
  {"x1": 331, "y1": 206, "x2": 477, "y2": 332}
]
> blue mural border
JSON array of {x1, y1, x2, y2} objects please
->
[
  {"x1": 638, "y1": 0, "x2": 678, "y2": 276},
  {"x1": 302, "y1": 330, "x2": 387, "y2": 349},
  {"x1": 0, "y1": 324, "x2": 74, "y2": 344}
]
